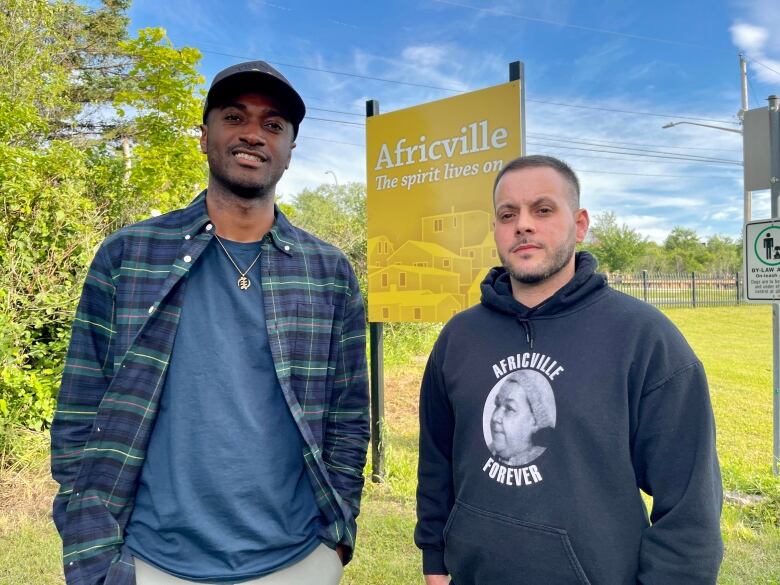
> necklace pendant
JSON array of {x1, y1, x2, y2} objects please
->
[{"x1": 237, "y1": 276, "x2": 251, "y2": 290}]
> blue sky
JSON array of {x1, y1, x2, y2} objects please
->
[{"x1": 125, "y1": 0, "x2": 780, "y2": 242}]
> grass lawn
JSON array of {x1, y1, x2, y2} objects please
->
[{"x1": 1, "y1": 306, "x2": 779, "y2": 584}]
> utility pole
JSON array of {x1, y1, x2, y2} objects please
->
[
  {"x1": 739, "y1": 54, "x2": 749, "y2": 118},
  {"x1": 740, "y1": 54, "x2": 752, "y2": 224}
]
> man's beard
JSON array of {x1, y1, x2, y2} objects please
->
[
  {"x1": 499, "y1": 235, "x2": 576, "y2": 285},
  {"x1": 210, "y1": 168, "x2": 274, "y2": 200},
  {"x1": 207, "y1": 148, "x2": 283, "y2": 201}
]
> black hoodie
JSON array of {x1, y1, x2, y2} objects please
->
[{"x1": 415, "y1": 252, "x2": 723, "y2": 585}]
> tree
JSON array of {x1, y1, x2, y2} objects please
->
[
  {"x1": 635, "y1": 241, "x2": 667, "y2": 273},
  {"x1": 587, "y1": 212, "x2": 647, "y2": 272},
  {"x1": 0, "y1": 0, "x2": 205, "y2": 430},
  {"x1": 663, "y1": 227, "x2": 709, "y2": 272},
  {"x1": 0, "y1": 0, "x2": 131, "y2": 147},
  {"x1": 290, "y1": 182, "x2": 367, "y2": 297},
  {"x1": 114, "y1": 28, "x2": 205, "y2": 222},
  {"x1": 704, "y1": 235, "x2": 741, "y2": 274}
]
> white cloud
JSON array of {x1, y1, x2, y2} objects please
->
[
  {"x1": 401, "y1": 46, "x2": 448, "y2": 67},
  {"x1": 734, "y1": 0, "x2": 780, "y2": 51},
  {"x1": 730, "y1": 0, "x2": 780, "y2": 84},
  {"x1": 620, "y1": 215, "x2": 674, "y2": 244},
  {"x1": 709, "y1": 210, "x2": 738, "y2": 221},
  {"x1": 730, "y1": 22, "x2": 768, "y2": 53}
]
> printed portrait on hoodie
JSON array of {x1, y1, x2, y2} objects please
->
[{"x1": 482, "y1": 369, "x2": 557, "y2": 466}]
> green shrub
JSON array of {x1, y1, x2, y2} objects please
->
[{"x1": 0, "y1": 0, "x2": 205, "y2": 433}]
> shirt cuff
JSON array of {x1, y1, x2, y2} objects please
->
[{"x1": 422, "y1": 548, "x2": 447, "y2": 575}]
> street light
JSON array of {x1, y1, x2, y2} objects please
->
[
  {"x1": 662, "y1": 119, "x2": 747, "y2": 224},
  {"x1": 325, "y1": 170, "x2": 340, "y2": 188},
  {"x1": 662, "y1": 121, "x2": 742, "y2": 134}
]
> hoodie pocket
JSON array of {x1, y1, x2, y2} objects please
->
[{"x1": 443, "y1": 500, "x2": 591, "y2": 585}]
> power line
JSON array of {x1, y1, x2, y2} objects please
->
[
  {"x1": 528, "y1": 136, "x2": 742, "y2": 164},
  {"x1": 197, "y1": 48, "x2": 738, "y2": 125},
  {"x1": 746, "y1": 56, "x2": 780, "y2": 79},
  {"x1": 298, "y1": 125, "x2": 744, "y2": 165},
  {"x1": 296, "y1": 134, "x2": 740, "y2": 172},
  {"x1": 302, "y1": 114, "x2": 742, "y2": 156},
  {"x1": 526, "y1": 98, "x2": 739, "y2": 125},
  {"x1": 298, "y1": 126, "x2": 741, "y2": 165},
  {"x1": 527, "y1": 131, "x2": 739, "y2": 153},
  {"x1": 202, "y1": 50, "x2": 465, "y2": 93},
  {"x1": 574, "y1": 168, "x2": 732, "y2": 179},
  {"x1": 430, "y1": 0, "x2": 713, "y2": 49},
  {"x1": 307, "y1": 116, "x2": 364, "y2": 126},
  {"x1": 302, "y1": 122, "x2": 741, "y2": 154},
  {"x1": 530, "y1": 148, "x2": 742, "y2": 169},
  {"x1": 529, "y1": 141, "x2": 742, "y2": 166},
  {"x1": 298, "y1": 134, "x2": 363, "y2": 147},
  {"x1": 296, "y1": 131, "x2": 742, "y2": 166},
  {"x1": 309, "y1": 106, "x2": 364, "y2": 118}
]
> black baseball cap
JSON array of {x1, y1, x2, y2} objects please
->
[{"x1": 202, "y1": 60, "x2": 306, "y2": 138}]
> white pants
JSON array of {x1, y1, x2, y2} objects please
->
[{"x1": 133, "y1": 543, "x2": 343, "y2": 585}]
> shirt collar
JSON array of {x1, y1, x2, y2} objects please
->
[
  {"x1": 184, "y1": 190, "x2": 296, "y2": 256},
  {"x1": 181, "y1": 191, "x2": 212, "y2": 236},
  {"x1": 268, "y1": 205, "x2": 296, "y2": 256}
]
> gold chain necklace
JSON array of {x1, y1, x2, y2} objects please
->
[{"x1": 213, "y1": 234, "x2": 262, "y2": 291}]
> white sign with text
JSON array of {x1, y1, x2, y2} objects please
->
[{"x1": 745, "y1": 218, "x2": 780, "y2": 302}]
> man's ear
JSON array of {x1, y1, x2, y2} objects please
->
[
  {"x1": 199, "y1": 124, "x2": 208, "y2": 154},
  {"x1": 285, "y1": 140, "x2": 296, "y2": 169},
  {"x1": 575, "y1": 208, "x2": 590, "y2": 243}
]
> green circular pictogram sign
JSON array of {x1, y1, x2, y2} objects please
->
[{"x1": 754, "y1": 225, "x2": 780, "y2": 266}]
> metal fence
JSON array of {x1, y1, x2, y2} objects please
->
[{"x1": 606, "y1": 271, "x2": 743, "y2": 308}]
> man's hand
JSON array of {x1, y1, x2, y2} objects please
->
[{"x1": 424, "y1": 575, "x2": 450, "y2": 585}]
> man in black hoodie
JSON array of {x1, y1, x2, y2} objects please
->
[{"x1": 415, "y1": 155, "x2": 723, "y2": 585}]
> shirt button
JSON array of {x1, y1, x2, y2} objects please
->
[
  {"x1": 183, "y1": 255, "x2": 192, "y2": 262},
  {"x1": 69, "y1": 562, "x2": 74, "y2": 566},
  {"x1": 205, "y1": 224, "x2": 213, "y2": 231},
  {"x1": 284, "y1": 245, "x2": 290, "y2": 251},
  {"x1": 148, "y1": 306, "x2": 155, "y2": 314},
  {"x1": 184, "y1": 234, "x2": 191, "y2": 240}
]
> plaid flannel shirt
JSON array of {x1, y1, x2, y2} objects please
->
[{"x1": 50, "y1": 192, "x2": 369, "y2": 585}]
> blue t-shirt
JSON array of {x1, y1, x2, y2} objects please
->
[{"x1": 124, "y1": 237, "x2": 321, "y2": 582}]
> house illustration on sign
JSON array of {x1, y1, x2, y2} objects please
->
[
  {"x1": 368, "y1": 235, "x2": 395, "y2": 268},
  {"x1": 368, "y1": 207, "x2": 498, "y2": 321},
  {"x1": 370, "y1": 291, "x2": 461, "y2": 321},
  {"x1": 422, "y1": 207, "x2": 492, "y2": 252}
]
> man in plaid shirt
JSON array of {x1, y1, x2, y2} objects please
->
[{"x1": 51, "y1": 61, "x2": 369, "y2": 585}]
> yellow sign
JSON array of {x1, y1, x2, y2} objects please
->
[{"x1": 367, "y1": 80, "x2": 524, "y2": 322}]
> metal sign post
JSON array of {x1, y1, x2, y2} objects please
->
[
  {"x1": 769, "y1": 95, "x2": 780, "y2": 476},
  {"x1": 366, "y1": 99, "x2": 385, "y2": 483},
  {"x1": 742, "y1": 96, "x2": 780, "y2": 476}
]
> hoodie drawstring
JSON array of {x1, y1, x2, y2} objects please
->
[{"x1": 516, "y1": 317, "x2": 535, "y2": 349}]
